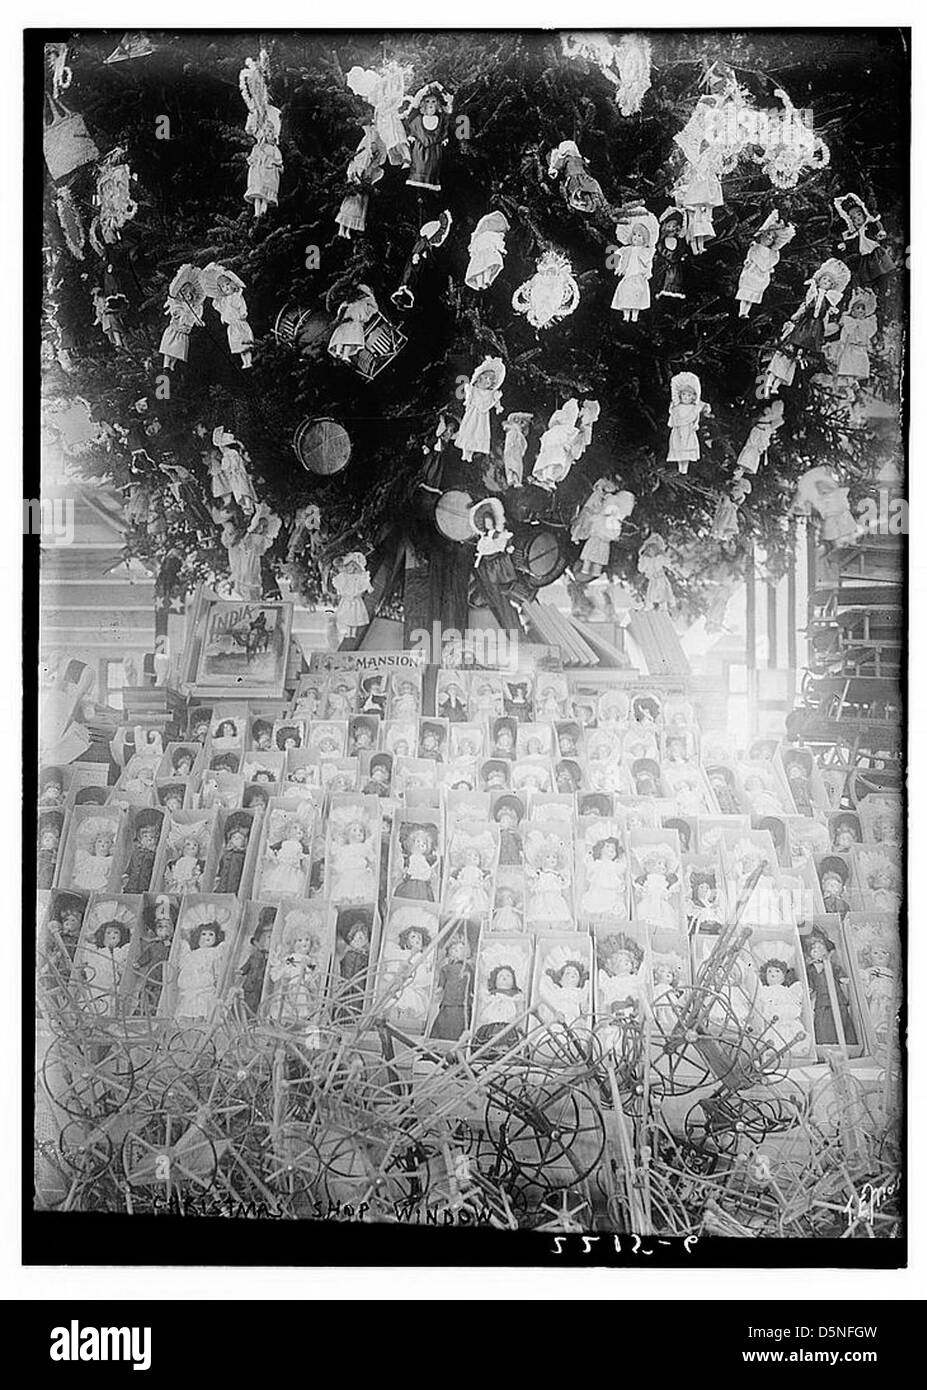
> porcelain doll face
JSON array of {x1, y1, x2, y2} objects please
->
[
  {"x1": 870, "y1": 944, "x2": 893, "y2": 968},
  {"x1": 559, "y1": 734, "x2": 577, "y2": 756},
  {"x1": 61, "y1": 908, "x2": 82, "y2": 934},
  {"x1": 474, "y1": 370, "x2": 496, "y2": 390},
  {"x1": 809, "y1": 939, "x2": 828, "y2": 963},
  {"x1": 541, "y1": 852, "x2": 560, "y2": 873},
  {"x1": 421, "y1": 95, "x2": 440, "y2": 117},
  {"x1": 292, "y1": 931, "x2": 316, "y2": 956},
  {"x1": 227, "y1": 829, "x2": 248, "y2": 851},
  {"x1": 756, "y1": 229, "x2": 779, "y2": 248},
  {"x1": 155, "y1": 920, "x2": 174, "y2": 943},
  {"x1": 495, "y1": 806, "x2": 517, "y2": 830},
  {"x1": 486, "y1": 770, "x2": 506, "y2": 789},
  {"x1": 193, "y1": 721, "x2": 209, "y2": 740},
  {"x1": 494, "y1": 966, "x2": 516, "y2": 992},
  {"x1": 462, "y1": 847, "x2": 483, "y2": 869},
  {"x1": 40, "y1": 828, "x2": 59, "y2": 851},
  {"x1": 447, "y1": 936, "x2": 467, "y2": 962},
  {"x1": 409, "y1": 829, "x2": 430, "y2": 855},
  {"x1": 817, "y1": 271, "x2": 836, "y2": 292},
  {"x1": 93, "y1": 833, "x2": 114, "y2": 857},
  {"x1": 495, "y1": 729, "x2": 514, "y2": 753},
  {"x1": 41, "y1": 781, "x2": 63, "y2": 804},
  {"x1": 496, "y1": 887, "x2": 516, "y2": 908},
  {"x1": 404, "y1": 928, "x2": 425, "y2": 953},
  {"x1": 848, "y1": 205, "x2": 867, "y2": 229},
  {"x1": 353, "y1": 728, "x2": 373, "y2": 750},
  {"x1": 393, "y1": 739, "x2": 410, "y2": 757},
  {"x1": 630, "y1": 223, "x2": 650, "y2": 247},
  {"x1": 102, "y1": 925, "x2": 123, "y2": 949},
  {"x1": 606, "y1": 949, "x2": 634, "y2": 977},
  {"x1": 347, "y1": 820, "x2": 367, "y2": 844},
  {"x1": 181, "y1": 837, "x2": 200, "y2": 858},
  {"x1": 599, "y1": 840, "x2": 617, "y2": 862},
  {"x1": 175, "y1": 754, "x2": 192, "y2": 775},
  {"x1": 398, "y1": 681, "x2": 415, "y2": 696},
  {"x1": 821, "y1": 872, "x2": 845, "y2": 897},
  {"x1": 874, "y1": 816, "x2": 899, "y2": 844},
  {"x1": 137, "y1": 826, "x2": 159, "y2": 851},
  {"x1": 347, "y1": 925, "x2": 368, "y2": 951},
  {"x1": 560, "y1": 964, "x2": 582, "y2": 988},
  {"x1": 369, "y1": 765, "x2": 389, "y2": 786},
  {"x1": 764, "y1": 963, "x2": 785, "y2": 986},
  {"x1": 679, "y1": 386, "x2": 697, "y2": 404},
  {"x1": 198, "y1": 927, "x2": 218, "y2": 949},
  {"x1": 248, "y1": 791, "x2": 268, "y2": 810},
  {"x1": 653, "y1": 963, "x2": 675, "y2": 986}
]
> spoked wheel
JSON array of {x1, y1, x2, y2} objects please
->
[
  {"x1": 57, "y1": 1119, "x2": 115, "y2": 1181},
  {"x1": 162, "y1": 1027, "x2": 218, "y2": 1077},
  {"x1": 263, "y1": 1123, "x2": 324, "y2": 1204},
  {"x1": 41, "y1": 1034, "x2": 135, "y2": 1121},
  {"x1": 484, "y1": 1068, "x2": 606, "y2": 1189},
  {"x1": 682, "y1": 1090, "x2": 790, "y2": 1158},
  {"x1": 121, "y1": 1109, "x2": 218, "y2": 1195}
]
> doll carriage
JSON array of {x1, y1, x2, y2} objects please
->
[{"x1": 348, "y1": 312, "x2": 407, "y2": 380}]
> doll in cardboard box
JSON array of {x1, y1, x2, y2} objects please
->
[
  {"x1": 379, "y1": 906, "x2": 436, "y2": 1032},
  {"x1": 135, "y1": 894, "x2": 177, "y2": 1014},
  {"x1": 214, "y1": 810, "x2": 253, "y2": 895},
  {"x1": 445, "y1": 828, "x2": 495, "y2": 917},
  {"x1": 122, "y1": 808, "x2": 163, "y2": 894},
  {"x1": 429, "y1": 926, "x2": 476, "y2": 1042},
  {"x1": 76, "y1": 903, "x2": 135, "y2": 1014},
  {"x1": 327, "y1": 803, "x2": 378, "y2": 904},
  {"x1": 37, "y1": 811, "x2": 64, "y2": 890},
  {"x1": 267, "y1": 906, "x2": 328, "y2": 1026},
  {"x1": 173, "y1": 904, "x2": 231, "y2": 1021},
  {"x1": 580, "y1": 830, "x2": 627, "y2": 917},
  {"x1": 394, "y1": 820, "x2": 440, "y2": 901},
  {"x1": 525, "y1": 830, "x2": 573, "y2": 928}
]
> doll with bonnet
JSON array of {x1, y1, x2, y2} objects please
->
[
  {"x1": 245, "y1": 103, "x2": 282, "y2": 218},
  {"x1": 737, "y1": 400, "x2": 783, "y2": 474},
  {"x1": 327, "y1": 805, "x2": 377, "y2": 904},
  {"x1": 572, "y1": 480, "x2": 636, "y2": 578},
  {"x1": 204, "y1": 264, "x2": 253, "y2": 368},
  {"x1": 525, "y1": 831, "x2": 573, "y2": 927},
  {"x1": 735, "y1": 210, "x2": 795, "y2": 317},
  {"x1": 548, "y1": 139, "x2": 607, "y2": 214},
  {"x1": 637, "y1": 534, "x2": 675, "y2": 609},
  {"x1": 830, "y1": 288, "x2": 878, "y2": 380},
  {"x1": 782, "y1": 258, "x2": 851, "y2": 356},
  {"x1": 158, "y1": 265, "x2": 204, "y2": 370},
  {"x1": 532, "y1": 399, "x2": 582, "y2": 489},
  {"x1": 345, "y1": 61, "x2": 412, "y2": 167},
  {"x1": 711, "y1": 472, "x2": 751, "y2": 543},
  {"x1": 455, "y1": 357, "x2": 505, "y2": 461},
  {"x1": 268, "y1": 907, "x2": 326, "y2": 1025},
  {"x1": 402, "y1": 82, "x2": 454, "y2": 192},
  {"x1": 667, "y1": 372, "x2": 709, "y2": 473},
  {"x1": 332, "y1": 552, "x2": 372, "y2": 637},
  {"x1": 834, "y1": 193, "x2": 894, "y2": 287},
  {"x1": 336, "y1": 123, "x2": 386, "y2": 240},
  {"x1": 611, "y1": 208, "x2": 659, "y2": 321},
  {"x1": 174, "y1": 906, "x2": 229, "y2": 1020},
  {"x1": 502, "y1": 412, "x2": 533, "y2": 487},
  {"x1": 470, "y1": 497, "x2": 516, "y2": 584},
  {"x1": 466, "y1": 211, "x2": 509, "y2": 291}
]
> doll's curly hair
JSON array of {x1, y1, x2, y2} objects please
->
[
  {"x1": 599, "y1": 933, "x2": 644, "y2": 973},
  {"x1": 591, "y1": 835, "x2": 623, "y2": 861},
  {"x1": 398, "y1": 924, "x2": 432, "y2": 951},
  {"x1": 188, "y1": 922, "x2": 226, "y2": 950},
  {"x1": 487, "y1": 963, "x2": 521, "y2": 994},
  {"x1": 89, "y1": 919, "x2": 132, "y2": 949},
  {"x1": 759, "y1": 958, "x2": 794, "y2": 986}
]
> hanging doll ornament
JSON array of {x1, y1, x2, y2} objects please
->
[
  {"x1": 547, "y1": 140, "x2": 607, "y2": 215},
  {"x1": 667, "y1": 372, "x2": 709, "y2": 474},
  {"x1": 611, "y1": 208, "x2": 659, "y2": 320},
  {"x1": 466, "y1": 211, "x2": 509, "y2": 291},
  {"x1": 55, "y1": 187, "x2": 86, "y2": 261},
  {"x1": 532, "y1": 399, "x2": 581, "y2": 490},
  {"x1": 345, "y1": 62, "x2": 412, "y2": 167},
  {"x1": 403, "y1": 82, "x2": 454, "y2": 192},
  {"x1": 791, "y1": 467, "x2": 859, "y2": 548},
  {"x1": 674, "y1": 161, "x2": 724, "y2": 256},
  {"x1": 239, "y1": 53, "x2": 271, "y2": 137},
  {"x1": 332, "y1": 552, "x2": 373, "y2": 636},
  {"x1": 710, "y1": 471, "x2": 752, "y2": 543},
  {"x1": 637, "y1": 534, "x2": 675, "y2": 610},
  {"x1": 92, "y1": 147, "x2": 137, "y2": 247},
  {"x1": 782, "y1": 258, "x2": 851, "y2": 355},
  {"x1": 501, "y1": 412, "x2": 533, "y2": 487},
  {"x1": 576, "y1": 399, "x2": 600, "y2": 457},
  {"x1": 221, "y1": 502, "x2": 281, "y2": 601},
  {"x1": 653, "y1": 207, "x2": 688, "y2": 301},
  {"x1": 470, "y1": 497, "x2": 517, "y2": 584},
  {"x1": 91, "y1": 285, "x2": 125, "y2": 348},
  {"x1": 335, "y1": 123, "x2": 386, "y2": 240},
  {"x1": 571, "y1": 479, "x2": 636, "y2": 578},
  {"x1": 202, "y1": 263, "x2": 253, "y2": 368},
  {"x1": 158, "y1": 264, "x2": 204, "y2": 371},
  {"x1": 615, "y1": 34, "x2": 653, "y2": 116},
  {"x1": 829, "y1": 287, "x2": 878, "y2": 381},
  {"x1": 736, "y1": 399, "x2": 784, "y2": 474},
  {"x1": 391, "y1": 209, "x2": 452, "y2": 311},
  {"x1": 245, "y1": 106, "x2": 283, "y2": 219},
  {"x1": 512, "y1": 250, "x2": 580, "y2": 331},
  {"x1": 834, "y1": 194, "x2": 894, "y2": 287},
  {"x1": 736, "y1": 210, "x2": 795, "y2": 317},
  {"x1": 455, "y1": 357, "x2": 506, "y2": 461},
  {"x1": 210, "y1": 427, "x2": 257, "y2": 515}
]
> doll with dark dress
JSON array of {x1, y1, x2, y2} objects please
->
[
  {"x1": 803, "y1": 925, "x2": 858, "y2": 1046},
  {"x1": 472, "y1": 963, "x2": 524, "y2": 1054},
  {"x1": 359, "y1": 674, "x2": 388, "y2": 717},
  {"x1": 391, "y1": 209, "x2": 453, "y2": 312},
  {"x1": 122, "y1": 809, "x2": 163, "y2": 894},
  {"x1": 362, "y1": 752, "x2": 393, "y2": 798},
  {"x1": 135, "y1": 895, "x2": 177, "y2": 1013},
  {"x1": 418, "y1": 721, "x2": 447, "y2": 763},
  {"x1": 783, "y1": 749, "x2": 815, "y2": 814},
  {"x1": 402, "y1": 83, "x2": 453, "y2": 192},
  {"x1": 438, "y1": 678, "x2": 469, "y2": 725},
  {"x1": 493, "y1": 795, "x2": 525, "y2": 867},
  {"x1": 250, "y1": 719, "x2": 274, "y2": 752},
  {"x1": 653, "y1": 207, "x2": 687, "y2": 301},
  {"x1": 37, "y1": 812, "x2": 63, "y2": 890},
  {"x1": 834, "y1": 194, "x2": 894, "y2": 288},
  {"x1": 831, "y1": 813, "x2": 862, "y2": 853},
  {"x1": 707, "y1": 766, "x2": 742, "y2": 815},
  {"x1": 491, "y1": 717, "x2": 517, "y2": 761},
  {"x1": 429, "y1": 930, "x2": 475, "y2": 1041},
  {"x1": 336, "y1": 908, "x2": 373, "y2": 1019},
  {"x1": 395, "y1": 824, "x2": 439, "y2": 901},
  {"x1": 214, "y1": 811, "x2": 253, "y2": 894},
  {"x1": 818, "y1": 857, "x2": 851, "y2": 919},
  {"x1": 502, "y1": 680, "x2": 533, "y2": 722},
  {"x1": 238, "y1": 907, "x2": 276, "y2": 1015}
]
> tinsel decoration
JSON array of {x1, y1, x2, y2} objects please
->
[
  {"x1": 511, "y1": 250, "x2": 580, "y2": 331},
  {"x1": 55, "y1": 187, "x2": 86, "y2": 260}
]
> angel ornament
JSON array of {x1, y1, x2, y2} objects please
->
[
  {"x1": 548, "y1": 140, "x2": 607, "y2": 215},
  {"x1": 637, "y1": 534, "x2": 675, "y2": 610},
  {"x1": 531, "y1": 399, "x2": 581, "y2": 490},
  {"x1": 512, "y1": 250, "x2": 580, "y2": 331},
  {"x1": 205, "y1": 265, "x2": 253, "y2": 368},
  {"x1": 465, "y1": 211, "x2": 509, "y2": 291},
  {"x1": 736, "y1": 400, "x2": 784, "y2": 474},
  {"x1": 158, "y1": 265, "x2": 204, "y2": 371},
  {"x1": 610, "y1": 209, "x2": 658, "y2": 321},
  {"x1": 834, "y1": 193, "x2": 894, "y2": 287},
  {"x1": 667, "y1": 372, "x2": 709, "y2": 474},
  {"x1": 210, "y1": 427, "x2": 256, "y2": 514},
  {"x1": 455, "y1": 357, "x2": 505, "y2": 461},
  {"x1": 736, "y1": 211, "x2": 795, "y2": 317},
  {"x1": 345, "y1": 62, "x2": 412, "y2": 167},
  {"x1": 571, "y1": 479, "x2": 636, "y2": 578},
  {"x1": 326, "y1": 552, "x2": 369, "y2": 637}
]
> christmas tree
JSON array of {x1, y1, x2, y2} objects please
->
[{"x1": 40, "y1": 30, "x2": 907, "y2": 639}]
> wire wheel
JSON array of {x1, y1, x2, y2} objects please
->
[
  {"x1": 121, "y1": 1109, "x2": 218, "y2": 1195},
  {"x1": 41, "y1": 1034, "x2": 135, "y2": 1120},
  {"x1": 57, "y1": 1120, "x2": 115, "y2": 1180},
  {"x1": 484, "y1": 1067, "x2": 606, "y2": 1189}
]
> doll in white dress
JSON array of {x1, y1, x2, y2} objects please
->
[
  {"x1": 596, "y1": 934, "x2": 648, "y2": 1047},
  {"x1": 675, "y1": 165, "x2": 723, "y2": 255},
  {"x1": 209, "y1": 267, "x2": 253, "y2": 369},
  {"x1": 736, "y1": 212, "x2": 795, "y2": 317},
  {"x1": 736, "y1": 400, "x2": 784, "y2": 474},
  {"x1": 79, "y1": 916, "x2": 132, "y2": 1012},
  {"x1": 502, "y1": 412, "x2": 532, "y2": 487},
  {"x1": 245, "y1": 106, "x2": 282, "y2": 217},
  {"x1": 335, "y1": 123, "x2": 386, "y2": 239},
  {"x1": 572, "y1": 480, "x2": 636, "y2": 578},
  {"x1": 611, "y1": 209, "x2": 658, "y2": 321},
  {"x1": 166, "y1": 835, "x2": 204, "y2": 894},
  {"x1": 332, "y1": 552, "x2": 372, "y2": 636},
  {"x1": 455, "y1": 357, "x2": 505, "y2": 461},
  {"x1": 175, "y1": 919, "x2": 227, "y2": 1020},
  {"x1": 260, "y1": 830, "x2": 308, "y2": 897},
  {"x1": 633, "y1": 847, "x2": 679, "y2": 928},
  {"x1": 667, "y1": 372, "x2": 709, "y2": 474},
  {"x1": 637, "y1": 534, "x2": 675, "y2": 609},
  {"x1": 581, "y1": 835, "x2": 626, "y2": 916},
  {"x1": 210, "y1": 427, "x2": 256, "y2": 513},
  {"x1": 73, "y1": 827, "x2": 116, "y2": 892},
  {"x1": 345, "y1": 61, "x2": 411, "y2": 167},
  {"x1": 159, "y1": 265, "x2": 203, "y2": 369},
  {"x1": 268, "y1": 910, "x2": 325, "y2": 1025},
  {"x1": 755, "y1": 957, "x2": 805, "y2": 1050},
  {"x1": 526, "y1": 834, "x2": 573, "y2": 927},
  {"x1": 329, "y1": 817, "x2": 377, "y2": 904},
  {"x1": 465, "y1": 211, "x2": 509, "y2": 290},
  {"x1": 856, "y1": 927, "x2": 898, "y2": 1046},
  {"x1": 328, "y1": 286, "x2": 379, "y2": 361},
  {"x1": 383, "y1": 921, "x2": 433, "y2": 1029},
  {"x1": 532, "y1": 399, "x2": 581, "y2": 489},
  {"x1": 830, "y1": 289, "x2": 878, "y2": 381},
  {"x1": 492, "y1": 886, "x2": 523, "y2": 932},
  {"x1": 539, "y1": 956, "x2": 591, "y2": 1028}
]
